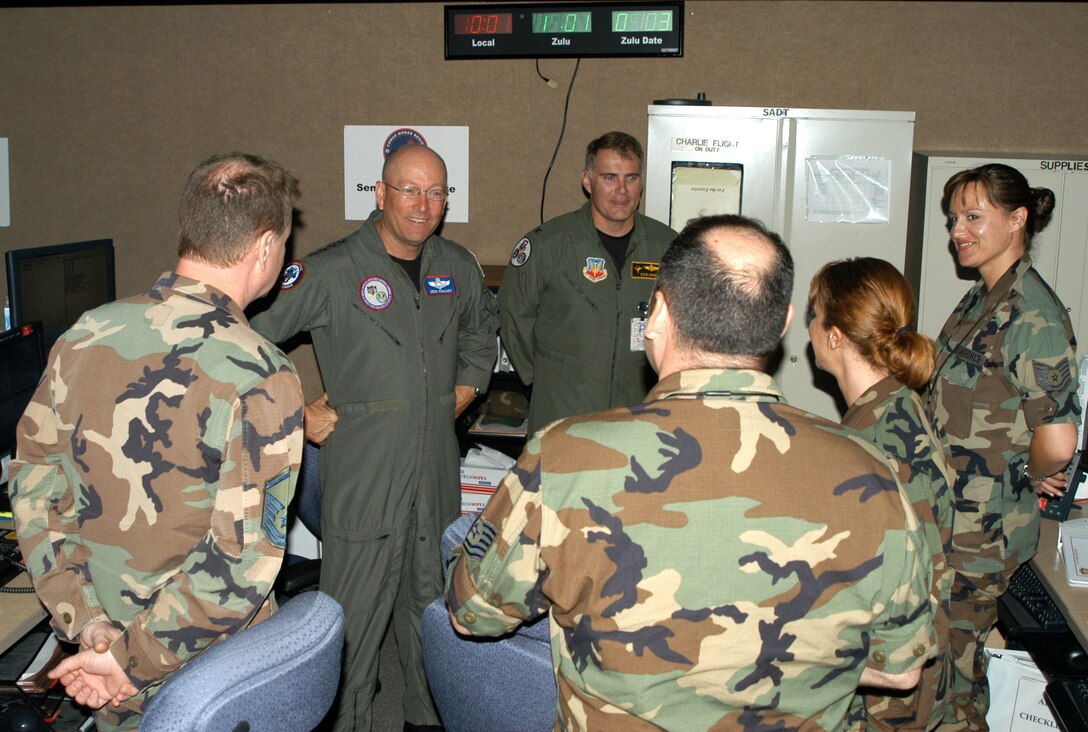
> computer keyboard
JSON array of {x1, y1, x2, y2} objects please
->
[
  {"x1": 1046, "y1": 677, "x2": 1088, "y2": 732},
  {"x1": 1001, "y1": 563, "x2": 1069, "y2": 632},
  {"x1": 0, "y1": 532, "x2": 25, "y2": 586}
]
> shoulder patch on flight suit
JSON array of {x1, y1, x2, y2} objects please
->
[
  {"x1": 583, "y1": 257, "x2": 608, "y2": 283},
  {"x1": 424, "y1": 275, "x2": 457, "y2": 296},
  {"x1": 1034, "y1": 360, "x2": 1072, "y2": 392},
  {"x1": 631, "y1": 261, "x2": 660, "y2": 280},
  {"x1": 261, "y1": 469, "x2": 292, "y2": 548},
  {"x1": 280, "y1": 260, "x2": 305, "y2": 290},
  {"x1": 360, "y1": 276, "x2": 394, "y2": 311},
  {"x1": 510, "y1": 237, "x2": 531, "y2": 267}
]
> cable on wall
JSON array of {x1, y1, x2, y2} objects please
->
[{"x1": 538, "y1": 58, "x2": 580, "y2": 226}]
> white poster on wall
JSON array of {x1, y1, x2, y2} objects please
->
[
  {"x1": 344, "y1": 125, "x2": 469, "y2": 223},
  {"x1": 0, "y1": 139, "x2": 10, "y2": 227}
]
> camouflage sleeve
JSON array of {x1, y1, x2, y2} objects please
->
[
  {"x1": 864, "y1": 489, "x2": 936, "y2": 676},
  {"x1": 1005, "y1": 304, "x2": 1080, "y2": 429},
  {"x1": 446, "y1": 434, "x2": 549, "y2": 636},
  {"x1": 455, "y1": 254, "x2": 499, "y2": 392},
  {"x1": 496, "y1": 234, "x2": 544, "y2": 385},
  {"x1": 10, "y1": 380, "x2": 112, "y2": 642},
  {"x1": 108, "y1": 369, "x2": 304, "y2": 692}
]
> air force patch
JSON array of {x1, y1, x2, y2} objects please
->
[
  {"x1": 424, "y1": 275, "x2": 457, "y2": 295},
  {"x1": 262, "y1": 469, "x2": 292, "y2": 548},
  {"x1": 1034, "y1": 360, "x2": 1072, "y2": 393},
  {"x1": 360, "y1": 276, "x2": 393, "y2": 311},
  {"x1": 280, "y1": 260, "x2": 304, "y2": 290},
  {"x1": 510, "y1": 237, "x2": 531, "y2": 267},
  {"x1": 583, "y1": 257, "x2": 608, "y2": 283},
  {"x1": 462, "y1": 516, "x2": 499, "y2": 560}
]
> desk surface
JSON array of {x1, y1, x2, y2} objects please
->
[
  {"x1": 1031, "y1": 519, "x2": 1088, "y2": 649},
  {"x1": 0, "y1": 572, "x2": 47, "y2": 657}
]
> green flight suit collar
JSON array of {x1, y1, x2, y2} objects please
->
[
  {"x1": 647, "y1": 368, "x2": 786, "y2": 402},
  {"x1": 360, "y1": 208, "x2": 438, "y2": 271}
]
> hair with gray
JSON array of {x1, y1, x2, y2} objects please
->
[
  {"x1": 585, "y1": 131, "x2": 644, "y2": 173},
  {"x1": 178, "y1": 152, "x2": 300, "y2": 266},
  {"x1": 941, "y1": 163, "x2": 1056, "y2": 252},
  {"x1": 655, "y1": 214, "x2": 794, "y2": 358}
]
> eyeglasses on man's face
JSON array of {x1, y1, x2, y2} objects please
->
[{"x1": 383, "y1": 182, "x2": 449, "y2": 202}]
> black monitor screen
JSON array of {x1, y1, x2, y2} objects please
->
[
  {"x1": 0, "y1": 323, "x2": 45, "y2": 490},
  {"x1": 5, "y1": 239, "x2": 116, "y2": 348}
]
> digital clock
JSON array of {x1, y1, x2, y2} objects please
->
[
  {"x1": 612, "y1": 9, "x2": 673, "y2": 32},
  {"x1": 444, "y1": 2, "x2": 684, "y2": 59},
  {"x1": 452, "y1": 13, "x2": 514, "y2": 35},
  {"x1": 532, "y1": 12, "x2": 592, "y2": 34}
]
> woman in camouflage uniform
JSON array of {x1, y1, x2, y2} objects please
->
[
  {"x1": 926, "y1": 164, "x2": 1080, "y2": 729},
  {"x1": 809, "y1": 257, "x2": 955, "y2": 730}
]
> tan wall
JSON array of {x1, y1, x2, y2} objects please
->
[{"x1": 2, "y1": 1, "x2": 1085, "y2": 395}]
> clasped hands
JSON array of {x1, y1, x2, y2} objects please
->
[{"x1": 48, "y1": 621, "x2": 137, "y2": 710}]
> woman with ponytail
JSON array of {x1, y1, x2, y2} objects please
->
[
  {"x1": 809, "y1": 257, "x2": 954, "y2": 731},
  {"x1": 925, "y1": 163, "x2": 1080, "y2": 728}
]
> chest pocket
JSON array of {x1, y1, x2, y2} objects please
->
[{"x1": 937, "y1": 340, "x2": 1018, "y2": 443}]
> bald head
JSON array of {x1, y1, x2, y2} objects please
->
[
  {"x1": 374, "y1": 144, "x2": 449, "y2": 258},
  {"x1": 654, "y1": 215, "x2": 794, "y2": 363},
  {"x1": 382, "y1": 144, "x2": 447, "y2": 183}
]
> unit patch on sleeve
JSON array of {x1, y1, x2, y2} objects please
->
[
  {"x1": 280, "y1": 260, "x2": 305, "y2": 290},
  {"x1": 262, "y1": 469, "x2": 292, "y2": 548},
  {"x1": 360, "y1": 276, "x2": 394, "y2": 311},
  {"x1": 1034, "y1": 360, "x2": 1072, "y2": 393},
  {"x1": 462, "y1": 516, "x2": 499, "y2": 559},
  {"x1": 424, "y1": 275, "x2": 457, "y2": 296},
  {"x1": 510, "y1": 237, "x2": 532, "y2": 267},
  {"x1": 631, "y1": 261, "x2": 661, "y2": 280}
]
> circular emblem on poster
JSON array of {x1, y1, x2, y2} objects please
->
[
  {"x1": 383, "y1": 128, "x2": 428, "y2": 158},
  {"x1": 280, "y1": 260, "x2": 304, "y2": 290},
  {"x1": 360, "y1": 276, "x2": 394, "y2": 311}
]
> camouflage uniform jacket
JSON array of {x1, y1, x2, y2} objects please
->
[
  {"x1": 498, "y1": 203, "x2": 676, "y2": 435},
  {"x1": 447, "y1": 368, "x2": 935, "y2": 731},
  {"x1": 926, "y1": 255, "x2": 1080, "y2": 570},
  {"x1": 10, "y1": 273, "x2": 305, "y2": 711},
  {"x1": 843, "y1": 377, "x2": 955, "y2": 730}
]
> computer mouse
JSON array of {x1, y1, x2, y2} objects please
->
[{"x1": 0, "y1": 703, "x2": 46, "y2": 732}]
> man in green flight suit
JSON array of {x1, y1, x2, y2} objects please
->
[
  {"x1": 448, "y1": 214, "x2": 935, "y2": 730},
  {"x1": 499, "y1": 131, "x2": 677, "y2": 436},
  {"x1": 251, "y1": 143, "x2": 498, "y2": 732}
]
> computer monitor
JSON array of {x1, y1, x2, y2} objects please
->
[
  {"x1": 0, "y1": 322, "x2": 45, "y2": 499},
  {"x1": 5, "y1": 239, "x2": 116, "y2": 349}
]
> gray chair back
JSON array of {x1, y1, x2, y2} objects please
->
[{"x1": 139, "y1": 590, "x2": 344, "y2": 732}]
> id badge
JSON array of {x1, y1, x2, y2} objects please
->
[{"x1": 630, "y1": 318, "x2": 646, "y2": 351}]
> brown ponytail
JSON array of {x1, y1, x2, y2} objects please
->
[{"x1": 809, "y1": 258, "x2": 936, "y2": 389}]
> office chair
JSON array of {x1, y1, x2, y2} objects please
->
[
  {"x1": 276, "y1": 442, "x2": 323, "y2": 597},
  {"x1": 422, "y1": 514, "x2": 556, "y2": 732},
  {"x1": 139, "y1": 590, "x2": 344, "y2": 732}
]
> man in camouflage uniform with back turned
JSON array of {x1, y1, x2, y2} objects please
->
[
  {"x1": 447, "y1": 214, "x2": 936, "y2": 730},
  {"x1": 9, "y1": 153, "x2": 305, "y2": 731}
]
